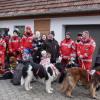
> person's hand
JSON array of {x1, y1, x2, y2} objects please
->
[
  {"x1": 0, "y1": 51, "x2": 2, "y2": 54},
  {"x1": 56, "y1": 56, "x2": 62, "y2": 63},
  {"x1": 9, "y1": 49, "x2": 12, "y2": 52},
  {"x1": 84, "y1": 53, "x2": 88, "y2": 57},
  {"x1": 79, "y1": 55, "x2": 83, "y2": 59},
  {"x1": 34, "y1": 47, "x2": 38, "y2": 50},
  {"x1": 70, "y1": 57, "x2": 75, "y2": 61},
  {"x1": 20, "y1": 50, "x2": 23, "y2": 54},
  {"x1": 6, "y1": 50, "x2": 9, "y2": 54}
]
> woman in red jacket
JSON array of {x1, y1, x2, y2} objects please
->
[
  {"x1": 0, "y1": 35, "x2": 6, "y2": 74},
  {"x1": 9, "y1": 30, "x2": 21, "y2": 61},
  {"x1": 21, "y1": 26, "x2": 34, "y2": 52}
]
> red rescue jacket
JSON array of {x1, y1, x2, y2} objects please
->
[{"x1": 60, "y1": 39, "x2": 76, "y2": 59}]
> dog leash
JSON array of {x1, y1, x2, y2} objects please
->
[
  {"x1": 36, "y1": 68, "x2": 40, "y2": 75},
  {"x1": 51, "y1": 65, "x2": 58, "y2": 76},
  {"x1": 81, "y1": 59, "x2": 90, "y2": 81},
  {"x1": 81, "y1": 60, "x2": 86, "y2": 70},
  {"x1": 96, "y1": 71, "x2": 100, "y2": 75}
]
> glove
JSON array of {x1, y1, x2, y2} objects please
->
[
  {"x1": 70, "y1": 57, "x2": 75, "y2": 61},
  {"x1": 34, "y1": 47, "x2": 38, "y2": 50},
  {"x1": 79, "y1": 55, "x2": 83, "y2": 59}
]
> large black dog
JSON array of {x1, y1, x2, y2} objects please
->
[{"x1": 20, "y1": 60, "x2": 59, "y2": 93}]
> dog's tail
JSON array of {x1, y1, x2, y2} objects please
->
[{"x1": 59, "y1": 70, "x2": 67, "y2": 83}]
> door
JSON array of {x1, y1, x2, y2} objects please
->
[{"x1": 34, "y1": 19, "x2": 50, "y2": 35}]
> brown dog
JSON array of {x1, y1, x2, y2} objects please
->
[{"x1": 59, "y1": 67, "x2": 100, "y2": 99}]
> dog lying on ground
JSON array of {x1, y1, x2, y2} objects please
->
[
  {"x1": 58, "y1": 67, "x2": 100, "y2": 99},
  {"x1": 20, "y1": 60, "x2": 59, "y2": 93}
]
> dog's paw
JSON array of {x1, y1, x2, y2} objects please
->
[
  {"x1": 29, "y1": 86, "x2": 33, "y2": 89},
  {"x1": 92, "y1": 96, "x2": 97, "y2": 99},
  {"x1": 47, "y1": 90, "x2": 53, "y2": 94},
  {"x1": 21, "y1": 83, "x2": 24, "y2": 86},
  {"x1": 66, "y1": 95, "x2": 74, "y2": 98},
  {"x1": 50, "y1": 88, "x2": 54, "y2": 91},
  {"x1": 69, "y1": 95, "x2": 74, "y2": 98},
  {"x1": 66, "y1": 94, "x2": 74, "y2": 98},
  {"x1": 25, "y1": 88, "x2": 30, "y2": 91}
]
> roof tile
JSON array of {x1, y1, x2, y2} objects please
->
[{"x1": 0, "y1": 0, "x2": 100, "y2": 17}]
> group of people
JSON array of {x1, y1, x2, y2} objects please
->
[
  {"x1": 0, "y1": 26, "x2": 96, "y2": 75},
  {"x1": 60, "y1": 31, "x2": 96, "y2": 71},
  {"x1": 0, "y1": 26, "x2": 59, "y2": 74}
]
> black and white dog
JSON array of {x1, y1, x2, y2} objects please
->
[{"x1": 20, "y1": 51, "x2": 59, "y2": 93}]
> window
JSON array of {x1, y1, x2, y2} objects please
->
[
  {"x1": 0, "y1": 28, "x2": 9, "y2": 36},
  {"x1": 14, "y1": 26, "x2": 25, "y2": 37}
]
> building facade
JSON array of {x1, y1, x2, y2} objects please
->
[{"x1": 0, "y1": 0, "x2": 100, "y2": 63}]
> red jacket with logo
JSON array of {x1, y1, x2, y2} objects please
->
[
  {"x1": 77, "y1": 38, "x2": 96, "y2": 62},
  {"x1": 60, "y1": 39, "x2": 76, "y2": 59},
  {"x1": 9, "y1": 36, "x2": 21, "y2": 52},
  {"x1": 21, "y1": 35, "x2": 33, "y2": 50},
  {"x1": 0, "y1": 39, "x2": 6, "y2": 55}
]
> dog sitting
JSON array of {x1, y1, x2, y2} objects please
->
[
  {"x1": 21, "y1": 51, "x2": 59, "y2": 93},
  {"x1": 58, "y1": 67, "x2": 100, "y2": 99}
]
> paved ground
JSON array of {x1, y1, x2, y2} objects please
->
[{"x1": 0, "y1": 79, "x2": 100, "y2": 100}]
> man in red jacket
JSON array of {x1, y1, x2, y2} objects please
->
[
  {"x1": 3, "y1": 28, "x2": 10, "y2": 69},
  {"x1": 21, "y1": 26, "x2": 34, "y2": 55},
  {"x1": 60, "y1": 32, "x2": 76, "y2": 67},
  {"x1": 77, "y1": 31, "x2": 96, "y2": 70},
  {"x1": 0, "y1": 35, "x2": 6, "y2": 74},
  {"x1": 75, "y1": 33, "x2": 83, "y2": 66},
  {"x1": 9, "y1": 30, "x2": 21, "y2": 60}
]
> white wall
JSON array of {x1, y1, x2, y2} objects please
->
[
  {"x1": 0, "y1": 19, "x2": 34, "y2": 36},
  {"x1": 50, "y1": 15, "x2": 100, "y2": 43},
  {"x1": 1, "y1": 15, "x2": 100, "y2": 41}
]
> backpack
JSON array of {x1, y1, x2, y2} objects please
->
[{"x1": 11, "y1": 63, "x2": 24, "y2": 85}]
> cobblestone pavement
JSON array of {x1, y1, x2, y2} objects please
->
[{"x1": 0, "y1": 79, "x2": 100, "y2": 100}]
